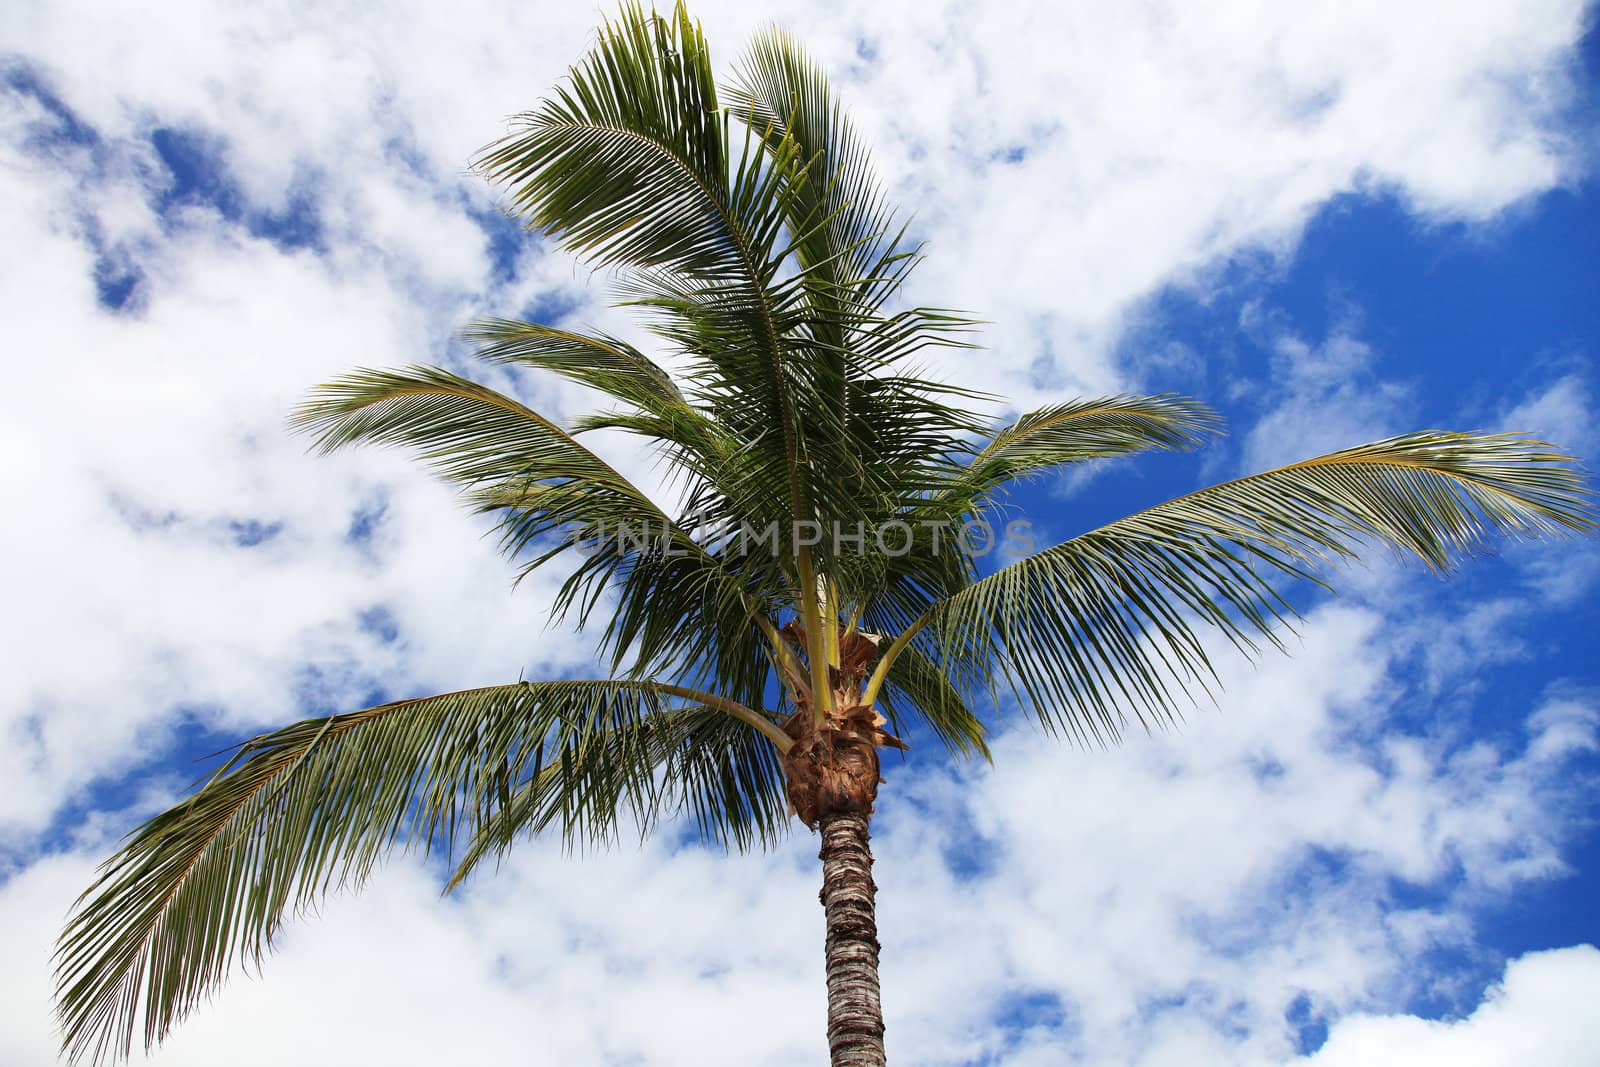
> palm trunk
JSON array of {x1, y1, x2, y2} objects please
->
[{"x1": 819, "y1": 811, "x2": 886, "y2": 1066}]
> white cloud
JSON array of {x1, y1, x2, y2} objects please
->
[
  {"x1": 1490, "y1": 373, "x2": 1600, "y2": 607},
  {"x1": 843, "y1": 0, "x2": 1589, "y2": 400},
  {"x1": 1296, "y1": 945, "x2": 1600, "y2": 1066},
  {"x1": 1500, "y1": 373, "x2": 1596, "y2": 456},
  {"x1": 1233, "y1": 301, "x2": 1417, "y2": 472},
  {"x1": 0, "y1": 151, "x2": 607, "y2": 840}
]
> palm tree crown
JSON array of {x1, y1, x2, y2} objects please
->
[{"x1": 56, "y1": 3, "x2": 1593, "y2": 1064}]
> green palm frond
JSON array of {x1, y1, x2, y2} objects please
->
[
  {"x1": 459, "y1": 317, "x2": 760, "y2": 557},
  {"x1": 954, "y1": 395, "x2": 1222, "y2": 499},
  {"x1": 878, "y1": 642, "x2": 991, "y2": 759},
  {"x1": 923, "y1": 432, "x2": 1594, "y2": 745},
  {"x1": 476, "y1": 2, "x2": 742, "y2": 278},
  {"x1": 476, "y1": 1, "x2": 817, "y2": 536},
  {"x1": 291, "y1": 365, "x2": 788, "y2": 691},
  {"x1": 727, "y1": 25, "x2": 910, "y2": 319},
  {"x1": 291, "y1": 363, "x2": 636, "y2": 492},
  {"x1": 724, "y1": 28, "x2": 989, "y2": 550},
  {"x1": 465, "y1": 318, "x2": 687, "y2": 415},
  {"x1": 447, "y1": 702, "x2": 788, "y2": 890},
  {"x1": 55, "y1": 680, "x2": 776, "y2": 1063}
]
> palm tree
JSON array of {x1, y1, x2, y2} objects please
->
[{"x1": 55, "y1": 4, "x2": 1593, "y2": 1065}]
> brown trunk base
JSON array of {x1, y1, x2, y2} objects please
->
[{"x1": 781, "y1": 705, "x2": 903, "y2": 827}]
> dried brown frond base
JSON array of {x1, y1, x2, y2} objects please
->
[{"x1": 779, "y1": 628, "x2": 908, "y2": 826}]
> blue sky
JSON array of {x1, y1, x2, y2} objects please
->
[{"x1": 1, "y1": 2, "x2": 1598, "y2": 1065}]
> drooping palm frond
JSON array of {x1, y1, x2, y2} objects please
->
[
  {"x1": 829, "y1": 398, "x2": 1219, "y2": 639},
  {"x1": 446, "y1": 702, "x2": 789, "y2": 890},
  {"x1": 918, "y1": 432, "x2": 1595, "y2": 746},
  {"x1": 55, "y1": 680, "x2": 778, "y2": 1064},
  {"x1": 658, "y1": 702, "x2": 791, "y2": 846},
  {"x1": 291, "y1": 364, "x2": 642, "y2": 494}
]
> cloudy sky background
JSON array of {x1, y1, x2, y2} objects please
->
[{"x1": 2, "y1": 1, "x2": 1598, "y2": 1064}]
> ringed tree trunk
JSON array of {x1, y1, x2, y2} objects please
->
[
  {"x1": 778, "y1": 625, "x2": 902, "y2": 1066},
  {"x1": 818, "y1": 811, "x2": 885, "y2": 1066}
]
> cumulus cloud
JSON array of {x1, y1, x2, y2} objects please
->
[
  {"x1": 1501, "y1": 372, "x2": 1597, "y2": 458},
  {"x1": 1482, "y1": 372, "x2": 1600, "y2": 608},
  {"x1": 1297, "y1": 945, "x2": 1600, "y2": 1066},
  {"x1": 1231, "y1": 300, "x2": 1416, "y2": 473}
]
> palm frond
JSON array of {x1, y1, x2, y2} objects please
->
[
  {"x1": 292, "y1": 363, "x2": 634, "y2": 491},
  {"x1": 727, "y1": 25, "x2": 908, "y2": 317},
  {"x1": 477, "y1": 2, "x2": 740, "y2": 278},
  {"x1": 291, "y1": 365, "x2": 790, "y2": 689},
  {"x1": 725, "y1": 27, "x2": 989, "y2": 549},
  {"x1": 55, "y1": 680, "x2": 776, "y2": 1064},
  {"x1": 878, "y1": 642, "x2": 990, "y2": 759},
  {"x1": 447, "y1": 702, "x2": 789, "y2": 889},
  {"x1": 477, "y1": 1, "x2": 817, "y2": 533},
  {"x1": 954, "y1": 395, "x2": 1221, "y2": 499},
  {"x1": 925, "y1": 431, "x2": 1594, "y2": 745},
  {"x1": 465, "y1": 318, "x2": 686, "y2": 415}
]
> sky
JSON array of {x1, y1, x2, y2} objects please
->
[{"x1": 1, "y1": 1, "x2": 1597, "y2": 1064}]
